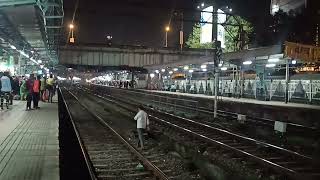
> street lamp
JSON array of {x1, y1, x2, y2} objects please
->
[
  {"x1": 165, "y1": 26, "x2": 170, "y2": 47},
  {"x1": 69, "y1": 23, "x2": 75, "y2": 43}
]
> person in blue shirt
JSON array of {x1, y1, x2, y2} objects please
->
[{"x1": 0, "y1": 71, "x2": 12, "y2": 109}]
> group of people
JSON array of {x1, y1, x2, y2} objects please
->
[{"x1": 0, "y1": 71, "x2": 56, "y2": 110}]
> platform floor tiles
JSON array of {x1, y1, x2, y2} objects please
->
[{"x1": 0, "y1": 100, "x2": 59, "y2": 180}]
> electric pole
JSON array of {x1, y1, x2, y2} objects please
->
[{"x1": 212, "y1": 1, "x2": 220, "y2": 119}]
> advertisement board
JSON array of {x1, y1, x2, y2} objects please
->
[{"x1": 285, "y1": 41, "x2": 320, "y2": 62}]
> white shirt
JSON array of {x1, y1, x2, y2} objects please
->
[{"x1": 134, "y1": 110, "x2": 149, "y2": 129}]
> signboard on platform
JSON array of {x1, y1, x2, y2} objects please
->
[{"x1": 285, "y1": 41, "x2": 320, "y2": 62}]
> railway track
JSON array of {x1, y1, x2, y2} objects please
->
[
  {"x1": 60, "y1": 88, "x2": 170, "y2": 180},
  {"x1": 78, "y1": 85, "x2": 320, "y2": 180},
  {"x1": 94, "y1": 85, "x2": 317, "y2": 134}
]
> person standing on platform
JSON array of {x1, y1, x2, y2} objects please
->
[
  {"x1": 40, "y1": 76, "x2": 46, "y2": 101},
  {"x1": 12, "y1": 76, "x2": 20, "y2": 100},
  {"x1": 32, "y1": 75, "x2": 41, "y2": 109},
  {"x1": 134, "y1": 105, "x2": 149, "y2": 150},
  {"x1": 26, "y1": 74, "x2": 35, "y2": 111},
  {"x1": 20, "y1": 78, "x2": 27, "y2": 101},
  {"x1": 0, "y1": 71, "x2": 12, "y2": 110},
  {"x1": 46, "y1": 74, "x2": 54, "y2": 103}
]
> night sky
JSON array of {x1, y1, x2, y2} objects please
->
[{"x1": 63, "y1": 0, "x2": 270, "y2": 47}]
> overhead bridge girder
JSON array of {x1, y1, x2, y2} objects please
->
[{"x1": 59, "y1": 45, "x2": 214, "y2": 68}]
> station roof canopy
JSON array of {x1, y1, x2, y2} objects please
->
[{"x1": 0, "y1": 0, "x2": 64, "y2": 66}]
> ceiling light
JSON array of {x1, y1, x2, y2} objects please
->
[
  {"x1": 183, "y1": 66, "x2": 189, "y2": 70},
  {"x1": 266, "y1": 64, "x2": 276, "y2": 68},
  {"x1": 268, "y1": 58, "x2": 279, "y2": 63},
  {"x1": 155, "y1": 70, "x2": 159, "y2": 74},
  {"x1": 161, "y1": 69, "x2": 165, "y2": 72},
  {"x1": 169, "y1": 71, "x2": 173, "y2": 74},
  {"x1": 150, "y1": 73, "x2": 155, "y2": 78},
  {"x1": 243, "y1": 60, "x2": 252, "y2": 65},
  {"x1": 202, "y1": 68, "x2": 207, "y2": 72},
  {"x1": 173, "y1": 68, "x2": 178, "y2": 71},
  {"x1": 188, "y1": 69, "x2": 194, "y2": 73},
  {"x1": 201, "y1": 64, "x2": 207, "y2": 69},
  {"x1": 221, "y1": 67, "x2": 227, "y2": 71},
  {"x1": 292, "y1": 60, "x2": 297, "y2": 64}
]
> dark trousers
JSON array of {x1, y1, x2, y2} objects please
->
[
  {"x1": 137, "y1": 128, "x2": 144, "y2": 148},
  {"x1": 26, "y1": 94, "x2": 32, "y2": 109},
  {"x1": 32, "y1": 92, "x2": 40, "y2": 108},
  {"x1": 1, "y1": 92, "x2": 10, "y2": 109},
  {"x1": 40, "y1": 90, "x2": 45, "y2": 101},
  {"x1": 48, "y1": 86, "x2": 53, "y2": 103}
]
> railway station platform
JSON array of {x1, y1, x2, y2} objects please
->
[
  {"x1": 0, "y1": 100, "x2": 59, "y2": 180},
  {"x1": 144, "y1": 90, "x2": 320, "y2": 110}
]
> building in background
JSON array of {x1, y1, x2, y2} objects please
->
[
  {"x1": 200, "y1": 6, "x2": 226, "y2": 48},
  {"x1": 270, "y1": 0, "x2": 306, "y2": 15}
]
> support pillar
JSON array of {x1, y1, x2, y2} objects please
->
[{"x1": 285, "y1": 59, "x2": 290, "y2": 103}]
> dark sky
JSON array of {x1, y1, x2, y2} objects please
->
[{"x1": 63, "y1": 0, "x2": 270, "y2": 47}]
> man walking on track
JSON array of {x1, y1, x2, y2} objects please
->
[{"x1": 134, "y1": 105, "x2": 149, "y2": 150}]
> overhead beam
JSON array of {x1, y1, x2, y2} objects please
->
[
  {"x1": 0, "y1": 0, "x2": 36, "y2": 7},
  {"x1": 44, "y1": 15, "x2": 64, "y2": 19},
  {"x1": 46, "y1": 26, "x2": 63, "y2": 29}
]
